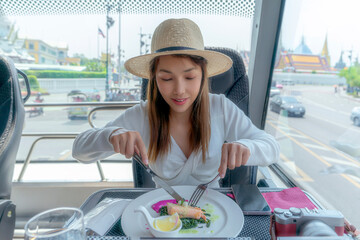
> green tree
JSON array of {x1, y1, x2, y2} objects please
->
[
  {"x1": 73, "y1": 53, "x2": 89, "y2": 65},
  {"x1": 339, "y1": 63, "x2": 360, "y2": 88},
  {"x1": 28, "y1": 75, "x2": 40, "y2": 90},
  {"x1": 72, "y1": 53, "x2": 105, "y2": 72},
  {"x1": 85, "y1": 60, "x2": 105, "y2": 72}
]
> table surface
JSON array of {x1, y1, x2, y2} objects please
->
[{"x1": 81, "y1": 187, "x2": 323, "y2": 240}]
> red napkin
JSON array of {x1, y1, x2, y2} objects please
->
[{"x1": 261, "y1": 187, "x2": 317, "y2": 212}]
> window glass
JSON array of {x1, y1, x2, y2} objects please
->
[
  {"x1": 2, "y1": 9, "x2": 254, "y2": 182},
  {"x1": 265, "y1": 0, "x2": 360, "y2": 227}
]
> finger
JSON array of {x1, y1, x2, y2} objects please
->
[
  {"x1": 134, "y1": 145, "x2": 140, "y2": 156},
  {"x1": 136, "y1": 136, "x2": 148, "y2": 165},
  {"x1": 227, "y1": 144, "x2": 237, "y2": 170},
  {"x1": 119, "y1": 134, "x2": 126, "y2": 156},
  {"x1": 218, "y1": 144, "x2": 228, "y2": 178},
  {"x1": 241, "y1": 147, "x2": 250, "y2": 165},
  {"x1": 125, "y1": 134, "x2": 135, "y2": 159},
  {"x1": 235, "y1": 144, "x2": 243, "y2": 167},
  {"x1": 112, "y1": 136, "x2": 120, "y2": 153}
]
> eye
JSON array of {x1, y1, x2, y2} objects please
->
[
  {"x1": 185, "y1": 75, "x2": 196, "y2": 80},
  {"x1": 161, "y1": 78, "x2": 172, "y2": 81}
]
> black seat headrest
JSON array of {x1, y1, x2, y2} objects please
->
[
  {"x1": 209, "y1": 66, "x2": 234, "y2": 95},
  {"x1": 0, "y1": 60, "x2": 12, "y2": 140},
  {"x1": 0, "y1": 60, "x2": 11, "y2": 89}
]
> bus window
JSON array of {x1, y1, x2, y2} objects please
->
[
  {"x1": 265, "y1": 0, "x2": 360, "y2": 227},
  {"x1": 2, "y1": 2, "x2": 255, "y2": 187}
]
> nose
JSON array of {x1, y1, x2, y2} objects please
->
[{"x1": 173, "y1": 78, "x2": 185, "y2": 95}]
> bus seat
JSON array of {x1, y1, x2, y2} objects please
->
[
  {"x1": 133, "y1": 47, "x2": 256, "y2": 188},
  {"x1": 0, "y1": 56, "x2": 29, "y2": 240}
]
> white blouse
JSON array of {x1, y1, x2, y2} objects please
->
[{"x1": 72, "y1": 93, "x2": 279, "y2": 187}]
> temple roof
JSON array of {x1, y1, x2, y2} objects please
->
[
  {"x1": 275, "y1": 53, "x2": 331, "y2": 72},
  {"x1": 321, "y1": 34, "x2": 329, "y2": 56},
  {"x1": 321, "y1": 33, "x2": 331, "y2": 66},
  {"x1": 334, "y1": 51, "x2": 346, "y2": 70},
  {"x1": 294, "y1": 36, "x2": 312, "y2": 54}
]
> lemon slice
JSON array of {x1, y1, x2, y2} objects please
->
[{"x1": 154, "y1": 213, "x2": 180, "y2": 232}]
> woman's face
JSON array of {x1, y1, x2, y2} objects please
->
[{"x1": 155, "y1": 55, "x2": 202, "y2": 117}]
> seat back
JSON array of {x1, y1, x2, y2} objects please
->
[
  {"x1": 133, "y1": 47, "x2": 257, "y2": 187},
  {"x1": 206, "y1": 47, "x2": 256, "y2": 187},
  {"x1": 0, "y1": 56, "x2": 30, "y2": 240}
]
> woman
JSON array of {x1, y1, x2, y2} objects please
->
[{"x1": 72, "y1": 18, "x2": 279, "y2": 187}]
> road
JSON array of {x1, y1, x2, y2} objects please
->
[
  {"x1": 17, "y1": 84, "x2": 360, "y2": 226},
  {"x1": 265, "y1": 85, "x2": 360, "y2": 226}
]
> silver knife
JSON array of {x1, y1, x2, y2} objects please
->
[
  {"x1": 133, "y1": 153, "x2": 185, "y2": 203},
  {"x1": 152, "y1": 175, "x2": 184, "y2": 202}
]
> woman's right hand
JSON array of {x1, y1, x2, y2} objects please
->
[{"x1": 109, "y1": 130, "x2": 149, "y2": 165}]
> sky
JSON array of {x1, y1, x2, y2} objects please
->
[
  {"x1": 7, "y1": 0, "x2": 360, "y2": 66},
  {"x1": 281, "y1": 0, "x2": 360, "y2": 65},
  {"x1": 9, "y1": 14, "x2": 252, "y2": 61}
]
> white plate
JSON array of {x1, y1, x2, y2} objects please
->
[{"x1": 121, "y1": 186, "x2": 244, "y2": 239}]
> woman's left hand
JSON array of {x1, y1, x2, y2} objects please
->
[{"x1": 218, "y1": 142, "x2": 250, "y2": 178}]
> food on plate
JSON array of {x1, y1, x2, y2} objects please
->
[
  {"x1": 152, "y1": 199, "x2": 211, "y2": 230},
  {"x1": 152, "y1": 199, "x2": 178, "y2": 213},
  {"x1": 154, "y1": 212, "x2": 181, "y2": 232},
  {"x1": 134, "y1": 205, "x2": 183, "y2": 237},
  {"x1": 167, "y1": 203, "x2": 207, "y2": 221}
]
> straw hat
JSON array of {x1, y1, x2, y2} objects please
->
[{"x1": 124, "y1": 18, "x2": 233, "y2": 79}]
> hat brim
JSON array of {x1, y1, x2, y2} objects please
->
[{"x1": 124, "y1": 50, "x2": 233, "y2": 79}]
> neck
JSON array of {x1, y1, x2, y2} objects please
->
[{"x1": 169, "y1": 109, "x2": 191, "y2": 125}]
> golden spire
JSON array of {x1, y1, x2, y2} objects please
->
[{"x1": 321, "y1": 33, "x2": 331, "y2": 66}]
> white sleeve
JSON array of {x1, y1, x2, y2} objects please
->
[
  {"x1": 72, "y1": 102, "x2": 146, "y2": 163},
  {"x1": 221, "y1": 95, "x2": 280, "y2": 166}
]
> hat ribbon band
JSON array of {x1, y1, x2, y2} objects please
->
[{"x1": 155, "y1": 46, "x2": 196, "y2": 53}]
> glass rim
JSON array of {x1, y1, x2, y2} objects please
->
[{"x1": 24, "y1": 207, "x2": 84, "y2": 238}]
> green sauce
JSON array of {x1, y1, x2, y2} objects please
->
[
  {"x1": 203, "y1": 203, "x2": 215, "y2": 214},
  {"x1": 210, "y1": 215, "x2": 219, "y2": 222},
  {"x1": 179, "y1": 229, "x2": 199, "y2": 234}
]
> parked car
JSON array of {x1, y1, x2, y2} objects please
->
[
  {"x1": 350, "y1": 107, "x2": 360, "y2": 126},
  {"x1": 275, "y1": 83, "x2": 283, "y2": 89},
  {"x1": 270, "y1": 87, "x2": 281, "y2": 97},
  {"x1": 270, "y1": 95, "x2": 305, "y2": 117}
]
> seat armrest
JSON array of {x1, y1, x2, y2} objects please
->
[{"x1": 0, "y1": 200, "x2": 16, "y2": 240}]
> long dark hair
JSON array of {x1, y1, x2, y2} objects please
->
[{"x1": 147, "y1": 54, "x2": 210, "y2": 163}]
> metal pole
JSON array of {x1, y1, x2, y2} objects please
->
[
  {"x1": 140, "y1": 27, "x2": 142, "y2": 55},
  {"x1": 118, "y1": 2, "x2": 121, "y2": 86},
  {"x1": 105, "y1": 5, "x2": 110, "y2": 94},
  {"x1": 17, "y1": 135, "x2": 78, "y2": 181},
  {"x1": 97, "y1": 26, "x2": 100, "y2": 59}
]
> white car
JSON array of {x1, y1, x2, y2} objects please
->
[
  {"x1": 350, "y1": 107, "x2": 360, "y2": 126},
  {"x1": 270, "y1": 87, "x2": 280, "y2": 97}
]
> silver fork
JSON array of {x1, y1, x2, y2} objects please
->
[{"x1": 188, "y1": 173, "x2": 220, "y2": 207}]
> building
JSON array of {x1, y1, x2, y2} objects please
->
[
  {"x1": 0, "y1": 16, "x2": 35, "y2": 63},
  {"x1": 238, "y1": 35, "x2": 336, "y2": 73},
  {"x1": 22, "y1": 39, "x2": 82, "y2": 66},
  {"x1": 23, "y1": 39, "x2": 68, "y2": 65},
  {"x1": 275, "y1": 35, "x2": 332, "y2": 73},
  {"x1": 0, "y1": 16, "x2": 80, "y2": 65}
]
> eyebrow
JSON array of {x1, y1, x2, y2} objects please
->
[{"x1": 159, "y1": 67, "x2": 196, "y2": 74}]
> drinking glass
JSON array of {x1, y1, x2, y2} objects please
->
[{"x1": 24, "y1": 207, "x2": 85, "y2": 240}]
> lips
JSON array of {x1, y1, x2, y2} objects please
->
[{"x1": 171, "y1": 98, "x2": 188, "y2": 105}]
